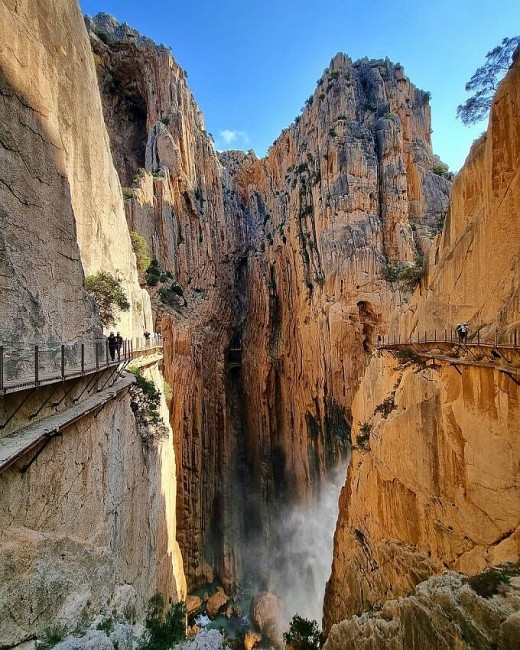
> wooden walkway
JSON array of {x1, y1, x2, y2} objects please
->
[
  {"x1": 0, "y1": 340, "x2": 163, "y2": 396},
  {"x1": 0, "y1": 373, "x2": 136, "y2": 474},
  {"x1": 378, "y1": 340, "x2": 520, "y2": 381}
]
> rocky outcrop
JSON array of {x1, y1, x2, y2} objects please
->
[
  {"x1": 86, "y1": 14, "x2": 249, "y2": 590},
  {"x1": 0, "y1": 3, "x2": 149, "y2": 343},
  {"x1": 324, "y1": 49, "x2": 520, "y2": 633},
  {"x1": 324, "y1": 572, "x2": 520, "y2": 650}
]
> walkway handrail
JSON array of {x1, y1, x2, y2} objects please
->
[
  {"x1": 377, "y1": 328, "x2": 518, "y2": 348},
  {"x1": 0, "y1": 337, "x2": 163, "y2": 395}
]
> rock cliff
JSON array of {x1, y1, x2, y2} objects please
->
[
  {"x1": 86, "y1": 13, "x2": 451, "y2": 597},
  {"x1": 0, "y1": 2, "x2": 184, "y2": 645},
  {"x1": 323, "y1": 49, "x2": 520, "y2": 635}
]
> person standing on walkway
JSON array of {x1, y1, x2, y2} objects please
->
[
  {"x1": 116, "y1": 331, "x2": 123, "y2": 359},
  {"x1": 108, "y1": 332, "x2": 118, "y2": 361},
  {"x1": 460, "y1": 323, "x2": 469, "y2": 343}
]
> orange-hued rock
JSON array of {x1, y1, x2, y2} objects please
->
[
  {"x1": 323, "y1": 50, "x2": 520, "y2": 634},
  {"x1": 87, "y1": 15, "x2": 450, "y2": 592}
]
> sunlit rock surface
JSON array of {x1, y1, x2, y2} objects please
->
[
  {"x1": 0, "y1": 2, "x2": 184, "y2": 646},
  {"x1": 324, "y1": 48, "x2": 520, "y2": 634},
  {"x1": 87, "y1": 15, "x2": 450, "y2": 594}
]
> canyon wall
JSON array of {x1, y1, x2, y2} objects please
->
[
  {"x1": 0, "y1": 364, "x2": 185, "y2": 648},
  {"x1": 87, "y1": 13, "x2": 452, "y2": 595},
  {"x1": 0, "y1": 2, "x2": 185, "y2": 645},
  {"x1": 324, "y1": 49, "x2": 520, "y2": 635}
]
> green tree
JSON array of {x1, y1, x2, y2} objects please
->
[
  {"x1": 85, "y1": 271, "x2": 130, "y2": 327},
  {"x1": 139, "y1": 593, "x2": 186, "y2": 650},
  {"x1": 457, "y1": 36, "x2": 520, "y2": 125},
  {"x1": 283, "y1": 615, "x2": 321, "y2": 650}
]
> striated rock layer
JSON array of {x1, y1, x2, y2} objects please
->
[
  {"x1": 86, "y1": 14, "x2": 451, "y2": 593},
  {"x1": 324, "y1": 49, "x2": 520, "y2": 634}
]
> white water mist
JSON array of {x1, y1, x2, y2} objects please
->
[{"x1": 270, "y1": 461, "x2": 349, "y2": 623}]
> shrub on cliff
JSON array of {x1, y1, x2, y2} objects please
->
[
  {"x1": 85, "y1": 271, "x2": 130, "y2": 327},
  {"x1": 146, "y1": 259, "x2": 170, "y2": 286},
  {"x1": 36, "y1": 623, "x2": 68, "y2": 648},
  {"x1": 130, "y1": 231, "x2": 151, "y2": 273},
  {"x1": 283, "y1": 615, "x2": 321, "y2": 650},
  {"x1": 139, "y1": 593, "x2": 186, "y2": 650},
  {"x1": 129, "y1": 369, "x2": 168, "y2": 443}
]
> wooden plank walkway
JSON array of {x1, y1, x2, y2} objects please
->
[
  {"x1": 378, "y1": 341, "x2": 520, "y2": 377},
  {"x1": 0, "y1": 343, "x2": 162, "y2": 396},
  {"x1": 0, "y1": 374, "x2": 135, "y2": 474}
]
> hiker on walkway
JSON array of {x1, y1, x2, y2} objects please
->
[
  {"x1": 456, "y1": 323, "x2": 468, "y2": 343},
  {"x1": 108, "y1": 332, "x2": 118, "y2": 361},
  {"x1": 116, "y1": 331, "x2": 123, "y2": 359}
]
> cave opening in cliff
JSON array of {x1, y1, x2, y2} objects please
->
[{"x1": 98, "y1": 62, "x2": 148, "y2": 187}]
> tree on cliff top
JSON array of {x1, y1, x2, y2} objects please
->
[{"x1": 457, "y1": 36, "x2": 520, "y2": 125}]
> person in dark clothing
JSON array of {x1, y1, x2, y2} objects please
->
[
  {"x1": 116, "y1": 331, "x2": 123, "y2": 359},
  {"x1": 108, "y1": 332, "x2": 118, "y2": 361}
]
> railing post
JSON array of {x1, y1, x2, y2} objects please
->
[
  {"x1": 444, "y1": 329, "x2": 447, "y2": 342},
  {"x1": 495, "y1": 329, "x2": 498, "y2": 347},
  {"x1": 61, "y1": 344, "x2": 65, "y2": 380},
  {"x1": 434, "y1": 329, "x2": 436, "y2": 342},
  {"x1": 81, "y1": 344, "x2": 85, "y2": 375},
  {"x1": 96, "y1": 341, "x2": 100, "y2": 370},
  {"x1": 34, "y1": 345, "x2": 39, "y2": 384},
  {"x1": 0, "y1": 346, "x2": 3, "y2": 392},
  {"x1": 105, "y1": 339, "x2": 109, "y2": 366},
  {"x1": 477, "y1": 331, "x2": 480, "y2": 346},
  {"x1": 515, "y1": 329, "x2": 517, "y2": 349}
]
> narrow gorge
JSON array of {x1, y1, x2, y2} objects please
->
[{"x1": 0, "y1": 3, "x2": 518, "y2": 650}]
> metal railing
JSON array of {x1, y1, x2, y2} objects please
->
[
  {"x1": 378, "y1": 328, "x2": 518, "y2": 348},
  {"x1": 0, "y1": 337, "x2": 163, "y2": 395}
]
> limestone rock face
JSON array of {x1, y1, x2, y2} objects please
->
[
  {"x1": 0, "y1": 1, "x2": 150, "y2": 343},
  {"x1": 0, "y1": 2, "x2": 184, "y2": 645},
  {"x1": 87, "y1": 16, "x2": 450, "y2": 593},
  {"x1": 323, "y1": 51, "x2": 520, "y2": 633},
  {"x1": 0, "y1": 365, "x2": 185, "y2": 647},
  {"x1": 323, "y1": 572, "x2": 520, "y2": 650}
]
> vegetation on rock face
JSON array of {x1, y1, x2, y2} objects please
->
[
  {"x1": 283, "y1": 615, "x2": 321, "y2": 650},
  {"x1": 160, "y1": 281, "x2": 184, "y2": 307},
  {"x1": 385, "y1": 257, "x2": 425, "y2": 293},
  {"x1": 432, "y1": 161, "x2": 450, "y2": 178},
  {"x1": 85, "y1": 271, "x2": 130, "y2": 327},
  {"x1": 139, "y1": 593, "x2": 186, "y2": 650},
  {"x1": 36, "y1": 623, "x2": 68, "y2": 648},
  {"x1": 129, "y1": 369, "x2": 168, "y2": 442},
  {"x1": 356, "y1": 422, "x2": 372, "y2": 450},
  {"x1": 457, "y1": 35, "x2": 520, "y2": 125},
  {"x1": 467, "y1": 563, "x2": 520, "y2": 598},
  {"x1": 130, "y1": 231, "x2": 151, "y2": 273},
  {"x1": 145, "y1": 259, "x2": 171, "y2": 286}
]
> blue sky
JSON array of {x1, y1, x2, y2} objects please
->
[{"x1": 79, "y1": 0, "x2": 519, "y2": 171}]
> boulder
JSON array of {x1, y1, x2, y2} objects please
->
[
  {"x1": 206, "y1": 587, "x2": 229, "y2": 618},
  {"x1": 186, "y1": 595, "x2": 202, "y2": 617},
  {"x1": 243, "y1": 630, "x2": 262, "y2": 650},
  {"x1": 250, "y1": 592, "x2": 286, "y2": 647}
]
